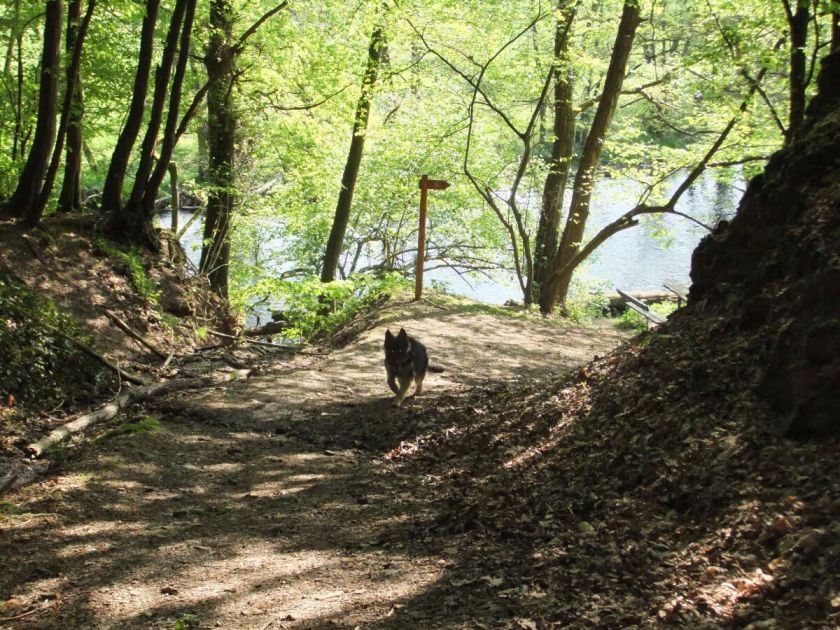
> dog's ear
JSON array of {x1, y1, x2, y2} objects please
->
[
  {"x1": 397, "y1": 328, "x2": 408, "y2": 342},
  {"x1": 385, "y1": 329, "x2": 394, "y2": 343}
]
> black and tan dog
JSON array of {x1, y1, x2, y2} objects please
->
[{"x1": 383, "y1": 328, "x2": 442, "y2": 406}]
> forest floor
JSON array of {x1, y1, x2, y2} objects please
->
[{"x1": 0, "y1": 293, "x2": 629, "y2": 629}]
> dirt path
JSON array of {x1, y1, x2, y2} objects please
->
[{"x1": 1, "y1": 297, "x2": 627, "y2": 629}]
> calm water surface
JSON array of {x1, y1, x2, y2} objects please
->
[{"x1": 162, "y1": 172, "x2": 742, "y2": 309}]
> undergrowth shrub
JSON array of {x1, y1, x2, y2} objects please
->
[
  {"x1": 94, "y1": 240, "x2": 160, "y2": 304},
  {"x1": 563, "y1": 278, "x2": 612, "y2": 323},
  {"x1": 0, "y1": 271, "x2": 111, "y2": 412},
  {"x1": 245, "y1": 272, "x2": 410, "y2": 341},
  {"x1": 617, "y1": 300, "x2": 680, "y2": 331}
]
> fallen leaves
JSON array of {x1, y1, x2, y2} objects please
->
[{"x1": 377, "y1": 324, "x2": 840, "y2": 627}]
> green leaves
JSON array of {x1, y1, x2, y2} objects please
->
[{"x1": 0, "y1": 271, "x2": 106, "y2": 410}]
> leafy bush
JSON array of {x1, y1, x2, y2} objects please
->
[
  {"x1": 616, "y1": 300, "x2": 680, "y2": 331},
  {"x1": 246, "y1": 272, "x2": 410, "y2": 341},
  {"x1": 0, "y1": 271, "x2": 110, "y2": 410},
  {"x1": 94, "y1": 240, "x2": 161, "y2": 304},
  {"x1": 563, "y1": 278, "x2": 612, "y2": 324}
]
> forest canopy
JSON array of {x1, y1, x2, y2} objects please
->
[{"x1": 1, "y1": 0, "x2": 835, "y2": 318}]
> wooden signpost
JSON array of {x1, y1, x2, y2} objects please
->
[{"x1": 415, "y1": 174, "x2": 450, "y2": 301}]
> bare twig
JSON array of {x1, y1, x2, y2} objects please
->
[{"x1": 103, "y1": 309, "x2": 168, "y2": 359}]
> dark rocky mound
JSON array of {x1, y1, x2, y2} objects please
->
[{"x1": 689, "y1": 50, "x2": 840, "y2": 437}]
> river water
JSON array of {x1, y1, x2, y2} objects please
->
[{"x1": 162, "y1": 171, "x2": 742, "y2": 308}]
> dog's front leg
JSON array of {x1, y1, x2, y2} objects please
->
[
  {"x1": 393, "y1": 376, "x2": 413, "y2": 407},
  {"x1": 385, "y1": 364, "x2": 399, "y2": 394}
]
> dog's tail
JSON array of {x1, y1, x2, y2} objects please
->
[{"x1": 428, "y1": 365, "x2": 445, "y2": 373}]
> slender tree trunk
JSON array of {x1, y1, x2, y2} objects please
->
[
  {"x1": 1, "y1": 0, "x2": 62, "y2": 224},
  {"x1": 57, "y1": 80, "x2": 84, "y2": 212},
  {"x1": 539, "y1": 0, "x2": 641, "y2": 314},
  {"x1": 785, "y1": 0, "x2": 809, "y2": 144},
  {"x1": 37, "y1": 0, "x2": 95, "y2": 219},
  {"x1": 320, "y1": 15, "x2": 386, "y2": 283},
  {"x1": 169, "y1": 161, "x2": 179, "y2": 232},
  {"x1": 199, "y1": 0, "x2": 237, "y2": 298},
  {"x1": 101, "y1": 0, "x2": 160, "y2": 217},
  {"x1": 530, "y1": 1, "x2": 577, "y2": 303},
  {"x1": 5, "y1": 0, "x2": 22, "y2": 163},
  {"x1": 1, "y1": 0, "x2": 20, "y2": 158},
  {"x1": 189, "y1": 55, "x2": 208, "y2": 182},
  {"x1": 141, "y1": 0, "x2": 197, "y2": 224},
  {"x1": 832, "y1": 10, "x2": 839, "y2": 52},
  {"x1": 114, "y1": 0, "x2": 188, "y2": 246}
]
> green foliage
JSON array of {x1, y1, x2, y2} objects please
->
[
  {"x1": 95, "y1": 240, "x2": 160, "y2": 304},
  {"x1": 97, "y1": 416, "x2": 162, "y2": 441},
  {"x1": 0, "y1": 501, "x2": 23, "y2": 515},
  {"x1": 245, "y1": 272, "x2": 410, "y2": 341},
  {"x1": 616, "y1": 300, "x2": 681, "y2": 331},
  {"x1": 0, "y1": 271, "x2": 108, "y2": 410},
  {"x1": 563, "y1": 278, "x2": 613, "y2": 324},
  {"x1": 173, "y1": 613, "x2": 200, "y2": 630},
  {"x1": 2, "y1": 0, "x2": 817, "y2": 309}
]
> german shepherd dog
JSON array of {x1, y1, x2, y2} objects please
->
[{"x1": 383, "y1": 328, "x2": 442, "y2": 406}]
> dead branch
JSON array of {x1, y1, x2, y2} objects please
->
[
  {"x1": 26, "y1": 371, "x2": 248, "y2": 457},
  {"x1": 206, "y1": 329, "x2": 303, "y2": 351},
  {"x1": 56, "y1": 331, "x2": 148, "y2": 385},
  {"x1": 0, "y1": 273, "x2": 148, "y2": 384},
  {"x1": 103, "y1": 309, "x2": 168, "y2": 359},
  {"x1": 0, "y1": 471, "x2": 19, "y2": 495},
  {"x1": 245, "y1": 321, "x2": 286, "y2": 337}
]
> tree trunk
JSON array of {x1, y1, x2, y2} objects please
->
[
  {"x1": 101, "y1": 0, "x2": 160, "y2": 217},
  {"x1": 57, "y1": 74, "x2": 84, "y2": 213},
  {"x1": 114, "y1": 0, "x2": 189, "y2": 247},
  {"x1": 1, "y1": 0, "x2": 63, "y2": 225},
  {"x1": 7, "y1": 0, "x2": 22, "y2": 163},
  {"x1": 1, "y1": 0, "x2": 20, "y2": 159},
  {"x1": 169, "y1": 161, "x2": 179, "y2": 232},
  {"x1": 530, "y1": 1, "x2": 577, "y2": 303},
  {"x1": 320, "y1": 16, "x2": 386, "y2": 283},
  {"x1": 199, "y1": 0, "x2": 237, "y2": 298},
  {"x1": 785, "y1": 0, "x2": 809, "y2": 145},
  {"x1": 539, "y1": 0, "x2": 641, "y2": 314},
  {"x1": 36, "y1": 0, "x2": 95, "y2": 220},
  {"x1": 141, "y1": 0, "x2": 197, "y2": 227}
]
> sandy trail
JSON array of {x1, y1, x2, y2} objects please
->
[{"x1": 1, "y1": 297, "x2": 626, "y2": 629}]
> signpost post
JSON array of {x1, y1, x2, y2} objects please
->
[{"x1": 415, "y1": 174, "x2": 450, "y2": 301}]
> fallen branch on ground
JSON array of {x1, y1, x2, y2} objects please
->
[
  {"x1": 0, "y1": 273, "x2": 148, "y2": 384},
  {"x1": 207, "y1": 329, "x2": 304, "y2": 351},
  {"x1": 58, "y1": 332, "x2": 148, "y2": 385},
  {"x1": 26, "y1": 371, "x2": 248, "y2": 457},
  {"x1": 244, "y1": 321, "x2": 286, "y2": 337},
  {"x1": 0, "y1": 471, "x2": 19, "y2": 495},
  {"x1": 103, "y1": 309, "x2": 168, "y2": 359}
]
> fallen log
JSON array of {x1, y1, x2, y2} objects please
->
[
  {"x1": 244, "y1": 321, "x2": 286, "y2": 337},
  {"x1": 26, "y1": 371, "x2": 248, "y2": 457},
  {"x1": 103, "y1": 309, "x2": 168, "y2": 359},
  {"x1": 207, "y1": 329, "x2": 303, "y2": 351}
]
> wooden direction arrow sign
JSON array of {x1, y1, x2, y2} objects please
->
[
  {"x1": 415, "y1": 175, "x2": 451, "y2": 300},
  {"x1": 420, "y1": 178, "x2": 451, "y2": 190}
]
